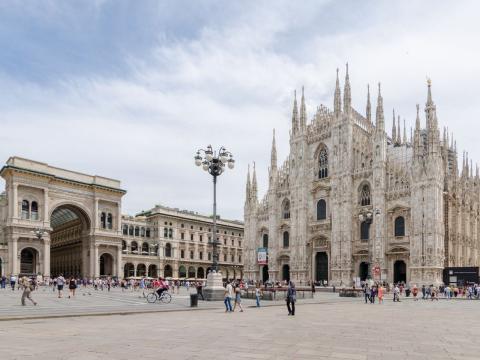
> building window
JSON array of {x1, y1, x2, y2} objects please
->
[
  {"x1": 360, "y1": 184, "x2": 371, "y2": 206},
  {"x1": 199, "y1": 235, "x2": 203, "y2": 242},
  {"x1": 181, "y1": 223, "x2": 184, "y2": 228},
  {"x1": 224, "y1": 238, "x2": 227, "y2": 245},
  {"x1": 223, "y1": 254, "x2": 227, "y2": 262},
  {"x1": 239, "y1": 255, "x2": 242, "y2": 263},
  {"x1": 21, "y1": 200, "x2": 30, "y2": 219},
  {"x1": 262, "y1": 234, "x2": 268, "y2": 248},
  {"x1": 181, "y1": 232, "x2": 185, "y2": 240},
  {"x1": 129, "y1": 226, "x2": 134, "y2": 236},
  {"x1": 360, "y1": 221, "x2": 370, "y2": 241},
  {"x1": 199, "y1": 252, "x2": 203, "y2": 260},
  {"x1": 318, "y1": 146, "x2": 328, "y2": 179},
  {"x1": 165, "y1": 243, "x2": 172, "y2": 257},
  {"x1": 146, "y1": 228, "x2": 151, "y2": 238},
  {"x1": 191, "y1": 225, "x2": 194, "y2": 229},
  {"x1": 190, "y1": 251, "x2": 194, "y2": 260},
  {"x1": 316, "y1": 199, "x2": 326, "y2": 220},
  {"x1": 283, "y1": 231, "x2": 289, "y2": 248},
  {"x1": 31, "y1": 201, "x2": 39, "y2": 220},
  {"x1": 142, "y1": 242, "x2": 149, "y2": 254},
  {"x1": 208, "y1": 252, "x2": 211, "y2": 261},
  {"x1": 239, "y1": 241, "x2": 241, "y2": 247},
  {"x1": 123, "y1": 224, "x2": 128, "y2": 235},
  {"x1": 200, "y1": 227, "x2": 203, "y2": 231},
  {"x1": 107, "y1": 213, "x2": 113, "y2": 229},
  {"x1": 394, "y1": 216, "x2": 405, "y2": 237},
  {"x1": 231, "y1": 254, "x2": 234, "y2": 262},
  {"x1": 190, "y1": 234, "x2": 194, "y2": 241},
  {"x1": 141, "y1": 227, "x2": 146, "y2": 237},
  {"x1": 100, "y1": 212, "x2": 106, "y2": 229},
  {"x1": 232, "y1": 239, "x2": 234, "y2": 246},
  {"x1": 168, "y1": 228, "x2": 173, "y2": 238},
  {"x1": 164, "y1": 228, "x2": 168, "y2": 238},
  {"x1": 181, "y1": 250, "x2": 185, "y2": 259},
  {"x1": 122, "y1": 240, "x2": 127, "y2": 251},
  {"x1": 131, "y1": 241, "x2": 138, "y2": 253},
  {"x1": 282, "y1": 199, "x2": 291, "y2": 219}
]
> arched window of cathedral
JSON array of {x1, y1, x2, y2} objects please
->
[
  {"x1": 262, "y1": 234, "x2": 268, "y2": 248},
  {"x1": 394, "y1": 216, "x2": 405, "y2": 237},
  {"x1": 283, "y1": 231, "x2": 289, "y2": 248},
  {"x1": 21, "y1": 200, "x2": 30, "y2": 219},
  {"x1": 318, "y1": 147, "x2": 328, "y2": 179},
  {"x1": 360, "y1": 184, "x2": 371, "y2": 206},
  {"x1": 360, "y1": 221, "x2": 370, "y2": 241},
  {"x1": 282, "y1": 199, "x2": 291, "y2": 219},
  {"x1": 31, "y1": 201, "x2": 39, "y2": 220},
  {"x1": 316, "y1": 199, "x2": 326, "y2": 220}
]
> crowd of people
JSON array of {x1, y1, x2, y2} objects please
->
[{"x1": 360, "y1": 281, "x2": 480, "y2": 303}]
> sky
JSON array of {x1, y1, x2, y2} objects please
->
[{"x1": 1, "y1": 0, "x2": 480, "y2": 221}]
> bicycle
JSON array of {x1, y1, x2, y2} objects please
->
[{"x1": 146, "y1": 290, "x2": 172, "y2": 304}]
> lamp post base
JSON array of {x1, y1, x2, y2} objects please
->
[{"x1": 203, "y1": 271, "x2": 225, "y2": 301}]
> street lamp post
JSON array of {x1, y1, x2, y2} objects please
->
[{"x1": 194, "y1": 145, "x2": 234, "y2": 300}]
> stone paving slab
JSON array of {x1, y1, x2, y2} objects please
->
[{"x1": 1, "y1": 297, "x2": 479, "y2": 360}]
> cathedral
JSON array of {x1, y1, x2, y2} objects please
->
[{"x1": 243, "y1": 65, "x2": 479, "y2": 286}]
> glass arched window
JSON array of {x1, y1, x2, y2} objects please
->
[
  {"x1": 163, "y1": 228, "x2": 168, "y2": 238},
  {"x1": 168, "y1": 228, "x2": 173, "y2": 238},
  {"x1": 282, "y1": 199, "x2": 290, "y2": 219},
  {"x1": 31, "y1": 201, "x2": 39, "y2": 220},
  {"x1": 283, "y1": 231, "x2": 289, "y2": 248},
  {"x1": 146, "y1": 228, "x2": 151, "y2": 238},
  {"x1": 142, "y1": 242, "x2": 149, "y2": 254},
  {"x1": 360, "y1": 184, "x2": 371, "y2": 206},
  {"x1": 262, "y1": 234, "x2": 268, "y2": 248},
  {"x1": 134, "y1": 226, "x2": 140, "y2": 237},
  {"x1": 128, "y1": 226, "x2": 134, "y2": 236},
  {"x1": 394, "y1": 216, "x2": 405, "y2": 237},
  {"x1": 21, "y1": 200, "x2": 30, "y2": 219},
  {"x1": 123, "y1": 224, "x2": 128, "y2": 235},
  {"x1": 316, "y1": 199, "x2": 326, "y2": 220},
  {"x1": 318, "y1": 147, "x2": 328, "y2": 179},
  {"x1": 107, "y1": 213, "x2": 113, "y2": 229},
  {"x1": 165, "y1": 243, "x2": 172, "y2": 257},
  {"x1": 100, "y1": 212, "x2": 106, "y2": 229},
  {"x1": 360, "y1": 221, "x2": 370, "y2": 241}
]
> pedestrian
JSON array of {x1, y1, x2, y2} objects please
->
[
  {"x1": 20, "y1": 276, "x2": 37, "y2": 306},
  {"x1": 224, "y1": 281, "x2": 233, "y2": 312},
  {"x1": 378, "y1": 285, "x2": 384, "y2": 304},
  {"x1": 1, "y1": 275, "x2": 6, "y2": 289},
  {"x1": 286, "y1": 281, "x2": 296, "y2": 316},
  {"x1": 412, "y1": 284, "x2": 419, "y2": 301},
  {"x1": 68, "y1": 277, "x2": 77, "y2": 298},
  {"x1": 421, "y1": 284, "x2": 426, "y2": 300},
  {"x1": 255, "y1": 285, "x2": 261, "y2": 307},
  {"x1": 196, "y1": 282, "x2": 204, "y2": 300},
  {"x1": 370, "y1": 286, "x2": 376, "y2": 304},
  {"x1": 393, "y1": 284, "x2": 400, "y2": 302},
  {"x1": 363, "y1": 284, "x2": 370, "y2": 304},
  {"x1": 10, "y1": 274, "x2": 16, "y2": 291},
  {"x1": 233, "y1": 285, "x2": 244, "y2": 312},
  {"x1": 57, "y1": 274, "x2": 65, "y2": 298}
]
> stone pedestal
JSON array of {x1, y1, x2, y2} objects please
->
[{"x1": 203, "y1": 271, "x2": 225, "y2": 301}]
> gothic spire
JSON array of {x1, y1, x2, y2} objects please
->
[
  {"x1": 300, "y1": 86, "x2": 307, "y2": 130},
  {"x1": 343, "y1": 63, "x2": 351, "y2": 114},
  {"x1": 392, "y1": 109, "x2": 397, "y2": 144},
  {"x1": 334, "y1": 68, "x2": 341, "y2": 117},
  {"x1": 375, "y1": 83, "x2": 384, "y2": 132},
  {"x1": 292, "y1": 90, "x2": 299, "y2": 134},
  {"x1": 403, "y1": 119, "x2": 407, "y2": 145},
  {"x1": 415, "y1": 104, "x2": 420, "y2": 130},
  {"x1": 397, "y1": 115, "x2": 401, "y2": 145},
  {"x1": 271, "y1": 129, "x2": 277, "y2": 171},
  {"x1": 366, "y1": 84, "x2": 371, "y2": 123},
  {"x1": 245, "y1": 164, "x2": 251, "y2": 202},
  {"x1": 251, "y1": 162, "x2": 258, "y2": 200}
]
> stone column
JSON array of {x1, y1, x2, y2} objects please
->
[
  {"x1": 117, "y1": 202, "x2": 122, "y2": 232},
  {"x1": 43, "y1": 188, "x2": 49, "y2": 225},
  {"x1": 89, "y1": 243, "x2": 95, "y2": 278},
  {"x1": 10, "y1": 237, "x2": 18, "y2": 275},
  {"x1": 94, "y1": 245, "x2": 99, "y2": 277},
  {"x1": 43, "y1": 238, "x2": 51, "y2": 277},
  {"x1": 116, "y1": 245, "x2": 122, "y2": 278},
  {"x1": 94, "y1": 198, "x2": 99, "y2": 229},
  {"x1": 13, "y1": 183, "x2": 18, "y2": 219}
]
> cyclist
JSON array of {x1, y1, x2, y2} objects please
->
[{"x1": 156, "y1": 277, "x2": 169, "y2": 298}]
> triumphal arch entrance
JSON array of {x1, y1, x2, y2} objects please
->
[{"x1": 0, "y1": 157, "x2": 126, "y2": 278}]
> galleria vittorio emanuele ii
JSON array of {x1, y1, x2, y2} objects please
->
[
  {"x1": 243, "y1": 66, "x2": 480, "y2": 287},
  {"x1": 0, "y1": 157, "x2": 244, "y2": 280}
]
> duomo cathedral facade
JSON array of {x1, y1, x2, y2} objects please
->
[{"x1": 244, "y1": 66, "x2": 479, "y2": 286}]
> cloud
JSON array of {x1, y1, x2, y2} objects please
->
[{"x1": 1, "y1": 0, "x2": 480, "y2": 220}]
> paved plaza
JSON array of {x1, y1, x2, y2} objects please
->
[{"x1": 1, "y1": 288, "x2": 479, "y2": 360}]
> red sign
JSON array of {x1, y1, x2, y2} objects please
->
[{"x1": 373, "y1": 266, "x2": 380, "y2": 275}]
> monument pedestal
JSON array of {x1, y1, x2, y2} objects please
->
[{"x1": 203, "y1": 271, "x2": 225, "y2": 301}]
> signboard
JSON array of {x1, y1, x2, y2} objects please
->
[
  {"x1": 257, "y1": 247, "x2": 268, "y2": 265},
  {"x1": 373, "y1": 266, "x2": 380, "y2": 276}
]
